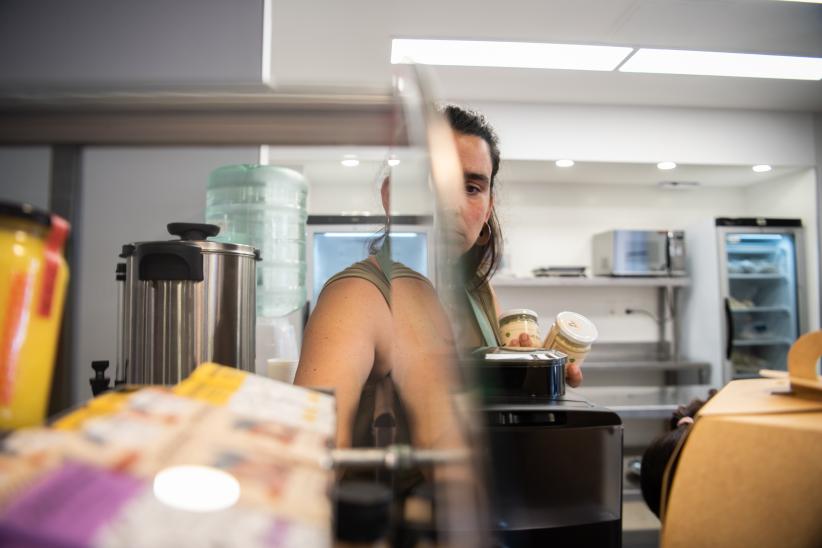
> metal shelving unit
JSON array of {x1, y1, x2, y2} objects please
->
[
  {"x1": 572, "y1": 385, "x2": 715, "y2": 420},
  {"x1": 492, "y1": 277, "x2": 713, "y2": 418},
  {"x1": 492, "y1": 275, "x2": 689, "y2": 288}
]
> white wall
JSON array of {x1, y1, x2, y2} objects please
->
[
  {"x1": 492, "y1": 182, "x2": 747, "y2": 343},
  {"x1": 0, "y1": 147, "x2": 51, "y2": 210},
  {"x1": 490, "y1": 175, "x2": 819, "y2": 348}
]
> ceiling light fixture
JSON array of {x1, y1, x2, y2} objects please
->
[
  {"x1": 555, "y1": 159, "x2": 575, "y2": 168},
  {"x1": 620, "y1": 48, "x2": 822, "y2": 80},
  {"x1": 391, "y1": 39, "x2": 633, "y2": 71},
  {"x1": 341, "y1": 155, "x2": 359, "y2": 167},
  {"x1": 387, "y1": 157, "x2": 401, "y2": 167},
  {"x1": 752, "y1": 164, "x2": 773, "y2": 173},
  {"x1": 657, "y1": 161, "x2": 677, "y2": 170}
]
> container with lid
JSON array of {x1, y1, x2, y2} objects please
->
[
  {"x1": 543, "y1": 311, "x2": 598, "y2": 369},
  {"x1": 498, "y1": 309, "x2": 540, "y2": 347},
  {"x1": 0, "y1": 201, "x2": 70, "y2": 428},
  {"x1": 469, "y1": 347, "x2": 567, "y2": 399},
  {"x1": 206, "y1": 164, "x2": 308, "y2": 318},
  {"x1": 119, "y1": 222, "x2": 259, "y2": 385}
]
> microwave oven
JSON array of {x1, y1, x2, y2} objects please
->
[{"x1": 592, "y1": 230, "x2": 686, "y2": 277}]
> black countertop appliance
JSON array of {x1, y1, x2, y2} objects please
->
[{"x1": 471, "y1": 348, "x2": 623, "y2": 548}]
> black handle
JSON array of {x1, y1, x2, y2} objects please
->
[
  {"x1": 90, "y1": 360, "x2": 111, "y2": 396},
  {"x1": 167, "y1": 222, "x2": 220, "y2": 241},
  {"x1": 724, "y1": 297, "x2": 734, "y2": 360},
  {"x1": 136, "y1": 243, "x2": 203, "y2": 281}
]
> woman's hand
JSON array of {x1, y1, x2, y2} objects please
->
[
  {"x1": 565, "y1": 362, "x2": 583, "y2": 388},
  {"x1": 504, "y1": 332, "x2": 540, "y2": 348},
  {"x1": 505, "y1": 333, "x2": 584, "y2": 387}
]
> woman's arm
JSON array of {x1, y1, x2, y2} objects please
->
[
  {"x1": 294, "y1": 278, "x2": 392, "y2": 449},
  {"x1": 389, "y1": 278, "x2": 466, "y2": 451}
]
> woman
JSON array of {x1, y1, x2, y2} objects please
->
[{"x1": 294, "y1": 105, "x2": 582, "y2": 453}]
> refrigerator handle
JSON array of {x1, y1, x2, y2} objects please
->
[{"x1": 724, "y1": 297, "x2": 734, "y2": 360}]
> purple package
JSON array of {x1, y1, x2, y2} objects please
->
[{"x1": 0, "y1": 462, "x2": 143, "y2": 547}]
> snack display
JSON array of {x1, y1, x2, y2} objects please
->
[{"x1": 0, "y1": 364, "x2": 336, "y2": 548}]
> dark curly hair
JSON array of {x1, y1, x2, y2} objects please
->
[
  {"x1": 640, "y1": 390, "x2": 717, "y2": 518},
  {"x1": 441, "y1": 105, "x2": 503, "y2": 290}
]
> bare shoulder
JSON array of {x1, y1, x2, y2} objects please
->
[
  {"x1": 296, "y1": 276, "x2": 392, "y2": 386},
  {"x1": 391, "y1": 276, "x2": 454, "y2": 343},
  {"x1": 310, "y1": 276, "x2": 392, "y2": 329}
]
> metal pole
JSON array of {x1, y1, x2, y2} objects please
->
[{"x1": 48, "y1": 145, "x2": 83, "y2": 415}]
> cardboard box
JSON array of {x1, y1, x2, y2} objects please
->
[{"x1": 661, "y1": 331, "x2": 822, "y2": 548}]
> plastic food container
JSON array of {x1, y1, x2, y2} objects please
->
[
  {"x1": 498, "y1": 309, "x2": 540, "y2": 347},
  {"x1": 543, "y1": 311, "x2": 598, "y2": 368},
  {"x1": 0, "y1": 201, "x2": 70, "y2": 428}
]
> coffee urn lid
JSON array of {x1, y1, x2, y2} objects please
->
[
  {"x1": 474, "y1": 347, "x2": 567, "y2": 366},
  {"x1": 126, "y1": 223, "x2": 258, "y2": 258}
]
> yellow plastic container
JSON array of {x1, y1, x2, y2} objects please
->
[{"x1": 0, "y1": 202, "x2": 70, "y2": 429}]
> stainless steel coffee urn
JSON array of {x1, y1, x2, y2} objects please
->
[{"x1": 117, "y1": 223, "x2": 259, "y2": 384}]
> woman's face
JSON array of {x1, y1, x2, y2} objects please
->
[{"x1": 454, "y1": 132, "x2": 494, "y2": 254}]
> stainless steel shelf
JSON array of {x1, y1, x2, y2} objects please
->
[
  {"x1": 492, "y1": 276, "x2": 690, "y2": 288},
  {"x1": 573, "y1": 385, "x2": 715, "y2": 420},
  {"x1": 583, "y1": 360, "x2": 710, "y2": 372},
  {"x1": 730, "y1": 306, "x2": 790, "y2": 314},
  {"x1": 732, "y1": 338, "x2": 792, "y2": 347}
]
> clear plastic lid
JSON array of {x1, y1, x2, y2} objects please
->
[
  {"x1": 498, "y1": 308, "x2": 539, "y2": 323},
  {"x1": 555, "y1": 311, "x2": 598, "y2": 346}
]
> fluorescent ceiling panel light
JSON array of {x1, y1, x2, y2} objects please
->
[
  {"x1": 657, "y1": 161, "x2": 677, "y2": 170},
  {"x1": 391, "y1": 39, "x2": 632, "y2": 71},
  {"x1": 620, "y1": 48, "x2": 822, "y2": 80},
  {"x1": 752, "y1": 164, "x2": 773, "y2": 173},
  {"x1": 555, "y1": 159, "x2": 575, "y2": 168}
]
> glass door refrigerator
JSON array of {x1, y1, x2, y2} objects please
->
[
  {"x1": 682, "y1": 218, "x2": 807, "y2": 386},
  {"x1": 306, "y1": 215, "x2": 433, "y2": 311},
  {"x1": 718, "y1": 219, "x2": 805, "y2": 379}
]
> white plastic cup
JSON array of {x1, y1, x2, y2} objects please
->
[{"x1": 266, "y1": 358, "x2": 298, "y2": 384}]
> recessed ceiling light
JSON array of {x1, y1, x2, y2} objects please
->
[
  {"x1": 555, "y1": 159, "x2": 575, "y2": 168},
  {"x1": 391, "y1": 39, "x2": 633, "y2": 71},
  {"x1": 341, "y1": 157, "x2": 359, "y2": 167},
  {"x1": 657, "y1": 161, "x2": 677, "y2": 170},
  {"x1": 752, "y1": 164, "x2": 773, "y2": 173},
  {"x1": 620, "y1": 48, "x2": 822, "y2": 80},
  {"x1": 387, "y1": 157, "x2": 401, "y2": 167}
]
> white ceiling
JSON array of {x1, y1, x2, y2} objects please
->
[
  {"x1": 267, "y1": 1, "x2": 821, "y2": 187},
  {"x1": 499, "y1": 159, "x2": 810, "y2": 186},
  {"x1": 267, "y1": 149, "x2": 809, "y2": 188},
  {"x1": 270, "y1": 0, "x2": 822, "y2": 112}
]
